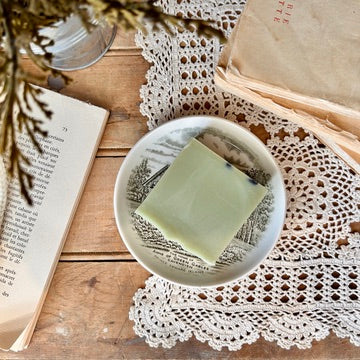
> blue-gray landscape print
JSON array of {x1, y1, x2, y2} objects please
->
[{"x1": 126, "y1": 127, "x2": 274, "y2": 275}]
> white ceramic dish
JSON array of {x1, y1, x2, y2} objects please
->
[{"x1": 114, "y1": 116, "x2": 286, "y2": 287}]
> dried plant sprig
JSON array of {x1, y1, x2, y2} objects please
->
[
  {"x1": 0, "y1": 0, "x2": 225, "y2": 205},
  {"x1": 89, "y1": 0, "x2": 226, "y2": 42},
  {"x1": 0, "y1": 0, "x2": 75, "y2": 204}
]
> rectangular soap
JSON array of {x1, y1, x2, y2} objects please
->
[{"x1": 135, "y1": 138, "x2": 267, "y2": 265}]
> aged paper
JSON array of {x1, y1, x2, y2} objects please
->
[
  {"x1": 0, "y1": 87, "x2": 108, "y2": 351},
  {"x1": 215, "y1": 0, "x2": 360, "y2": 170},
  {"x1": 226, "y1": 0, "x2": 360, "y2": 111}
]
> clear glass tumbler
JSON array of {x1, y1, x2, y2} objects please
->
[{"x1": 32, "y1": 13, "x2": 116, "y2": 71}]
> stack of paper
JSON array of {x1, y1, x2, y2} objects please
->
[{"x1": 215, "y1": 0, "x2": 360, "y2": 172}]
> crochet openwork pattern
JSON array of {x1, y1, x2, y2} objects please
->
[{"x1": 130, "y1": 0, "x2": 360, "y2": 350}]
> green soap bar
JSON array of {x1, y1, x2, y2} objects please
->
[{"x1": 135, "y1": 138, "x2": 267, "y2": 265}]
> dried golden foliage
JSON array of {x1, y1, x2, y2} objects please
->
[{"x1": 0, "y1": 0, "x2": 224, "y2": 204}]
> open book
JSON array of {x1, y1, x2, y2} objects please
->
[
  {"x1": 0, "y1": 87, "x2": 109, "y2": 351},
  {"x1": 215, "y1": 0, "x2": 360, "y2": 172}
]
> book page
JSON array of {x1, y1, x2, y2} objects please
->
[
  {"x1": 214, "y1": 67, "x2": 360, "y2": 173},
  {"x1": 0, "y1": 87, "x2": 108, "y2": 350}
]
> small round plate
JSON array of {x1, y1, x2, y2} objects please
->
[{"x1": 114, "y1": 116, "x2": 286, "y2": 287}]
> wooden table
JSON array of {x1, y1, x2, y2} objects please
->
[{"x1": 1, "y1": 31, "x2": 359, "y2": 360}]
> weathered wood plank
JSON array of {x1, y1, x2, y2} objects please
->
[
  {"x1": 1, "y1": 262, "x2": 358, "y2": 359},
  {"x1": 64, "y1": 157, "x2": 127, "y2": 254},
  {"x1": 21, "y1": 54, "x2": 150, "y2": 153},
  {"x1": 96, "y1": 148, "x2": 130, "y2": 157},
  {"x1": 52, "y1": 54, "x2": 149, "y2": 151},
  {"x1": 60, "y1": 252, "x2": 133, "y2": 261},
  {"x1": 110, "y1": 29, "x2": 138, "y2": 50}
]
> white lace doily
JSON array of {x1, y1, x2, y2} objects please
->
[{"x1": 129, "y1": 0, "x2": 360, "y2": 351}]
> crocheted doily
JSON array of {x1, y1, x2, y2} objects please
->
[{"x1": 129, "y1": 0, "x2": 360, "y2": 351}]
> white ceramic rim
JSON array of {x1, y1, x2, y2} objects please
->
[{"x1": 113, "y1": 115, "x2": 286, "y2": 287}]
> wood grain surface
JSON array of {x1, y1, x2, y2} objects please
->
[
  {"x1": 3, "y1": 263, "x2": 358, "y2": 360},
  {"x1": 1, "y1": 29, "x2": 359, "y2": 359}
]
